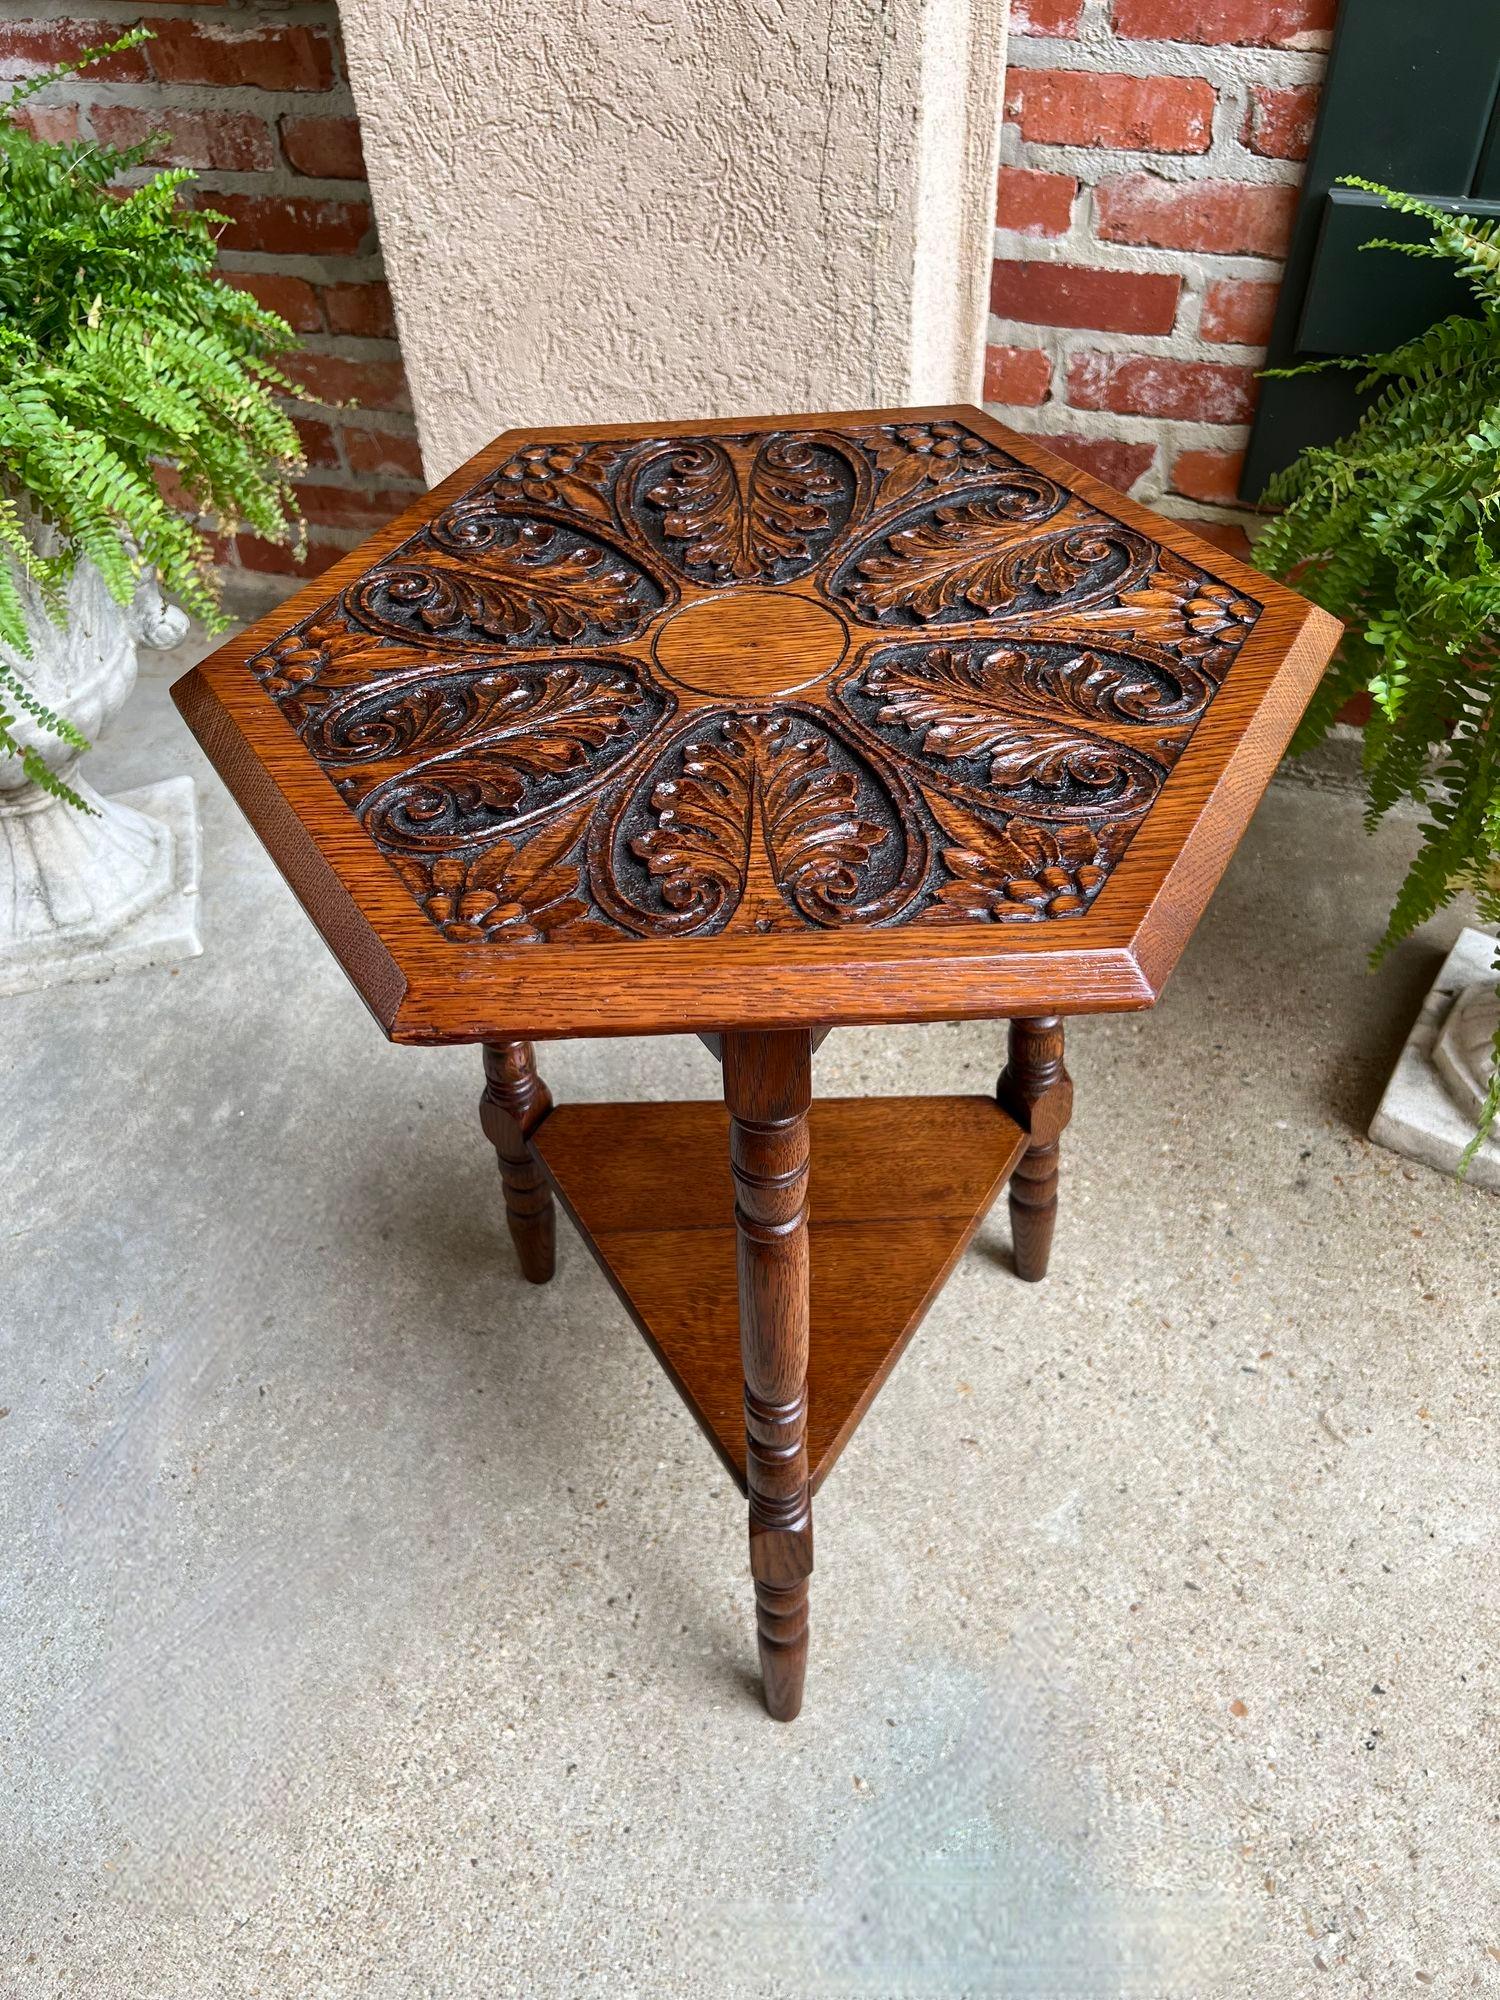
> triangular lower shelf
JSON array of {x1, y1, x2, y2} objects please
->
[{"x1": 533, "y1": 1096, "x2": 1028, "y2": 1495}]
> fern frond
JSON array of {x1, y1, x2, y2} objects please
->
[
  {"x1": 0, "y1": 41, "x2": 304, "y2": 784},
  {"x1": 1254, "y1": 180, "x2": 1500, "y2": 1155},
  {"x1": 0, "y1": 29, "x2": 152, "y2": 115}
]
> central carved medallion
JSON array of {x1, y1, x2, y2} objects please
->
[{"x1": 652, "y1": 590, "x2": 849, "y2": 699}]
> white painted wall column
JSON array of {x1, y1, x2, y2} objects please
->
[{"x1": 336, "y1": 0, "x2": 1009, "y2": 479}]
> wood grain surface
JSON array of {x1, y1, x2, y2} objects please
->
[
  {"x1": 722, "y1": 1030, "x2": 815, "y2": 1720},
  {"x1": 997, "y1": 1015, "x2": 1072, "y2": 1283},
  {"x1": 532, "y1": 1093, "x2": 1028, "y2": 1493},
  {"x1": 478, "y1": 1039, "x2": 555, "y2": 1283}
]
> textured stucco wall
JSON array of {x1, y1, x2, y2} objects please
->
[{"x1": 336, "y1": 0, "x2": 1008, "y2": 480}]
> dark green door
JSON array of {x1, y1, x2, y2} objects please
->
[{"x1": 1240, "y1": 0, "x2": 1500, "y2": 499}]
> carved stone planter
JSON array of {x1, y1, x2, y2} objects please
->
[
  {"x1": 1370, "y1": 926, "x2": 1500, "y2": 1192},
  {"x1": 0, "y1": 560, "x2": 200, "y2": 998},
  {"x1": 1434, "y1": 976, "x2": 1500, "y2": 1130}
]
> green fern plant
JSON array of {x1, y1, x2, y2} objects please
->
[
  {"x1": 1255, "y1": 177, "x2": 1500, "y2": 1159},
  {"x1": 0, "y1": 28, "x2": 305, "y2": 803}
]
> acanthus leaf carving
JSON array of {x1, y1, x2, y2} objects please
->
[
  {"x1": 488, "y1": 803, "x2": 616, "y2": 940},
  {"x1": 634, "y1": 436, "x2": 855, "y2": 584},
  {"x1": 626, "y1": 716, "x2": 758, "y2": 932},
  {"x1": 1009, "y1": 641, "x2": 1217, "y2": 729},
  {"x1": 390, "y1": 801, "x2": 611, "y2": 944},
  {"x1": 642, "y1": 441, "x2": 746, "y2": 582},
  {"x1": 921, "y1": 792, "x2": 1107, "y2": 922},
  {"x1": 852, "y1": 646, "x2": 1164, "y2": 810},
  {"x1": 752, "y1": 716, "x2": 896, "y2": 925},
  {"x1": 307, "y1": 665, "x2": 536, "y2": 765},
  {"x1": 748, "y1": 440, "x2": 850, "y2": 574},
  {"x1": 488, "y1": 440, "x2": 623, "y2": 523},
  {"x1": 845, "y1": 502, "x2": 1018, "y2": 622},
  {"x1": 352, "y1": 663, "x2": 659, "y2": 849},
  {"x1": 309, "y1": 659, "x2": 659, "y2": 770},
  {"x1": 1064, "y1": 564, "x2": 1260, "y2": 657},
  {"x1": 854, "y1": 419, "x2": 1017, "y2": 511},
  {"x1": 596, "y1": 711, "x2": 923, "y2": 937},
  {"x1": 836, "y1": 495, "x2": 1142, "y2": 626},
  {"x1": 347, "y1": 519, "x2": 660, "y2": 649},
  {"x1": 633, "y1": 712, "x2": 899, "y2": 932}
]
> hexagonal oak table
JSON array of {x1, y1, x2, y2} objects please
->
[{"x1": 174, "y1": 404, "x2": 1339, "y2": 1720}]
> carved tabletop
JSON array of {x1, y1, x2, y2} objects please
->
[{"x1": 175, "y1": 403, "x2": 1336, "y2": 1042}]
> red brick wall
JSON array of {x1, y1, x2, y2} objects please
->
[
  {"x1": 1, "y1": 5, "x2": 423, "y2": 614},
  {"x1": 988, "y1": 0, "x2": 1336, "y2": 555}
]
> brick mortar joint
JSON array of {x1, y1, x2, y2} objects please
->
[
  {"x1": 9, "y1": 1, "x2": 346, "y2": 30},
  {"x1": 124, "y1": 170, "x2": 376, "y2": 203},
  {"x1": 21, "y1": 83, "x2": 360, "y2": 116},
  {"x1": 988, "y1": 317, "x2": 1275, "y2": 367},
  {"x1": 980, "y1": 397, "x2": 1267, "y2": 521},
  {"x1": 990, "y1": 232, "x2": 1291, "y2": 281},
  {"x1": 983, "y1": 399, "x2": 1255, "y2": 452},
  {"x1": 295, "y1": 333, "x2": 403, "y2": 358},
  {"x1": 1004, "y1": 139, "x2": 1313, "y2": 190},
  {"x1": 280, "y1": 406, "x2": 419, "y2": 434},
  {"x1": 1005, "y1": 33, "x2": 1327, "y2": 86},
  {"x1": 219, "y1": 250, "x2": 387, "y2": 279},
  {"x1": 991, "y1": 9, "x2": 1327, "y2": 469}
]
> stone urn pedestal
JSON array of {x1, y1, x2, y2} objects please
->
[
  {"x1": 1371, "y1": 926, "x2": 1500, "y2": 1192},
  {"x1": 0, "y1": 561, "x2": 201, "y2": 998}
]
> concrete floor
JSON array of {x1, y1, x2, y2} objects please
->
[{"x1": 2, "y1": 636, "x2": 1497, "y2": 2000}]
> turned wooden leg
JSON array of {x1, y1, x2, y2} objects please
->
[
  {"x1": 722, "y1": 1029, "x2": 814, "y2": 1722},
  {"x1": 997, "y1": 1015, "x2": 1073, "y2": 1283},
  {"x1": 479, "y1": 1039, "x2": 556, "y2": 1283}
]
